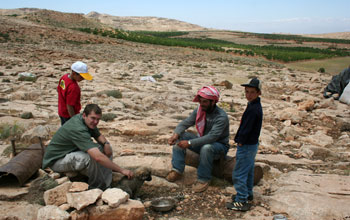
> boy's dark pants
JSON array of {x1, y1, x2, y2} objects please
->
[{"x1": 232, "y1": 143, "x2": 258, "y2": 202}]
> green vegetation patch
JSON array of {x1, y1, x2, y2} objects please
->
[
  {"x1": 0, "y1": 32, "x2": 10, "y2": 42},
  {"x1": 26, "y1": 175, "x2": 58, "y2": 205},
  {"x1": 76, "y1": 28, "x2": 350, "y2": 62},
  {"x1": 249, "y1": 32, "x2": 350, "y2": 44},
  {"x1": 286, "y1": 57, "x2": 350, "y2": 75},
  {"x1": 101, "y1": 113, "x2": 117, "y2": 122},
  {"x1": 0, "y1": 123, "x2": 24, "y2": 140},
  {"x1": 97, "y1": 90, "x2": 123, "y2": 99}
]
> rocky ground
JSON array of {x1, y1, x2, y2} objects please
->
[{"x1": 0, "y1": 15, "x2": 350, "y2": 220}]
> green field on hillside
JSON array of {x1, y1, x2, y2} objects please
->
[
  {"x1": 286, "y1": 57, "x2": 350, "y2": 75},
  {"x1": 76, "y1": 28, "x2": 350, "y2": 63}
]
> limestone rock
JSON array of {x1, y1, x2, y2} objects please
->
[
  {"x1": 101, "y1": 188, "x2": 129, "y2": 208},
  {"x1": 0, "y1": 201, "x2": 41, "y2": 220},
  {"x1": 70, "y1": 209, "x2": 89, "y2": 220},
  {"x1": 87, "y1": 199, "x2": 145, "y2": 220},
  {"x1": 44, "y1": 181, "x2": 72, "y2": 206},
  {"x1": 21, "y1": 124, "x2": 52, "y2": 143},
  {"x1": 299, "y1": 145, "x2": 337, "y2": 160},
  {"x1": 300, "y1": 130, "x2": 333, "y2": 147},
  {"x1": 37, "y1": 205, "x2": 70, "y2": 220},
  {"x1": 56, "y1": 176, "x2": 69, "y2": 185},
  {"x1": 67, "y1": 188, "x2": 103, "y2": 211},
  {"x1": 276, "y1": 107, "x2": 305, "y2": 124},
  {"x1": 69, "y1": 182, "x2": 89, "y2": 192},
  {"x1": 115, "y1": 155, "x2": 171, "y2": 177},
  {"x1": 297, "y1": 99, "x2": 315, "y2": 111},
  {"x1": 269, "y1": 170, "x2": 350, "y2": 220}
]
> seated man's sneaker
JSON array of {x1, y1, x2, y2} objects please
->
[
  {"x1": 192, "y1": 181, "x2": 209, "y2": 193},
  {"x1": 166, "y1": 170, "x2": 182, "y2": 182},
  {"x1": 226, "y1": 201, "x2": 252, "y2": 211}
]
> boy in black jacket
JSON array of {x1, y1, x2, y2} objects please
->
[{"x1": 227, "y1": 77, "x2": 263, "y2": 211}]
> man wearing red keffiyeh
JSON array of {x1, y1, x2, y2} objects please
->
[{"x1": 166, "y1": 86, "x2": 230, "y2": 193}]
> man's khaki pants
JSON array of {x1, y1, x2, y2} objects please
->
[{"x1": 50, "y1": 146, "x2": 112, "y2": 190}]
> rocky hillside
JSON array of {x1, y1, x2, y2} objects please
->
[
  {"x1": 85, "y1": 11, "x2": 207, "y2": 31},
  {"x1": 0, "y1": 8, "x2": 206, "y2": 31},
  {"x1": 0, "y1": 9, "x2": 349, "y2": 220}
]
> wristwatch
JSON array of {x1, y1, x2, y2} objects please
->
[
  {"x1": 188, "y1": 140, "x2": 191, "y2": 146},
  {"x1": 103, "y1": 141, "x2": 110, "y2": 146}
]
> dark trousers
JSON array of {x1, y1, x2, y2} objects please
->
[{"x1": 60, "y1": 116, "x2": 70, "y2": 125}]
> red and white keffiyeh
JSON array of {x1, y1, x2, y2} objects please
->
[{"x1": 193, "y1": 86, "x2": 220, "y2": 137}]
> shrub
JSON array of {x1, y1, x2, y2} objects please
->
[
  {"x1": 152, "y1": 74, "x2": 163, "y2": 79},
  {"x1": 18, "y1": 76, "x2": 37, "y2": 82},
  {"x1": 318, "y1": 67, "x2": 325, "y2": 73},
  {"x1": 20, "y1": 112, "x2": 34, "y2": 119},
  {"x1": 98, "y1": 90, "x2": 123, "y2": 99},
  {"x1": 101, "y1": 113, "x2": 117, "y2": 122},
  {"x1": 173, "y1": 80, "x2": 185, "y2": 85},
  {"x1": 0, "y1": 123, "x2": 24, "y2": 140}
]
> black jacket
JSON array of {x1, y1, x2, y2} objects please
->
[{"x1": 234, "y1": 97, "x2": 263, "y2": 145}]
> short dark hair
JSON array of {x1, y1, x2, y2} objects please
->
[{"x1": 83, "y1": 104, "x2": 102, "y2": 116}]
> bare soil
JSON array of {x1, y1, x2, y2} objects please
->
[{"x1": 140, "y1": 184, "x2": 249, "y2": 220}]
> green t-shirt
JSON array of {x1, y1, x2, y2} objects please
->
[{"x1": 42, "y1": 114, "x2": 101, "y2": 168}]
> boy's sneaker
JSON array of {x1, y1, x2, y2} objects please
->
[
  {"x1": 231, "y1": 194, "x2": 254, "y2": 202},
  {"x1": 226, "y1": 201, "x2": 252, "y2": 211}
]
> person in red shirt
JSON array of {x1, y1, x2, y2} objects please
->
[{"x1": 57, "y1": 61, "x2": 93, "y2": 125}]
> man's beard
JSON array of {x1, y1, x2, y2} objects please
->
[{"x1": 204, "y1": 104, "x2": 215, "y2": 113}]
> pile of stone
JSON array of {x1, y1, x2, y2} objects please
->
[{"x1": 38, "y1": 175, "x2": 144, "y2": 220}]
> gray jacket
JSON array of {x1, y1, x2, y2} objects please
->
[{"x1": 174, "y1": 105, "x2": 230, "y2": 148}]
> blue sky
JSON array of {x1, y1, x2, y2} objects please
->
[{"x1": 1, "y1": 0, "x2": 350, "y2": 34}]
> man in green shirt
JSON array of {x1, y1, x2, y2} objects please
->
[{"x1": 43, "y1": 104, "x2": 133, "y2": 190}]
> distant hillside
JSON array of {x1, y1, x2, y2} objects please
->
[
  {"x1": 301, "y1": 32, "x2": 350, "y2": 40},
  {"x1": 0, "y1": 8, "x2": 103, "y2": 29},
  {"x1": 85, "y1": 11, "x2": 207, "y2": 31},
  {"x1": 0, "y1": 8, "x2": 207, "y2": 32},
  {"x1": 1, "y1": 8, "x2": 350, "y2": 38}
]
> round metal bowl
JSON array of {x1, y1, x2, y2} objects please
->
[{"x1": 151, "y1": 197, "x2": 176, "y2": 212}]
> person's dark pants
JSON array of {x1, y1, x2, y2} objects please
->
[
  {"x1": 171, "y1": 132, "x2": 228, "y2": 182},
  {"x1": 232, "y1": 143, "x2": 258, "y2": 202},
  {"x1": 60, "y1": 116, "x2": 70, "y2": 125}
]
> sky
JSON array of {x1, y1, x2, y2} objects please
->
[{"x1": 1, "y1": 0, "x2": 350, "y2": 34}]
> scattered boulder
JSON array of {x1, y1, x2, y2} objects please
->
[
  {"x1": 66, "y1": 188, "x2": 103, "y2": 211},
  {"x1": 69, "y1": 182, "x2": 89, "y2": 192},
  {"x1": 44, "y1": 181, "x2": 72, "y2": 206},
  {"x1": 299, "y1": 145, "x2": 337, "y2": 160},
  {"x1": 18, "y1": 72, "x2": 37, "y2": 82},
  {"x1": 87, "y1": 199, "x2": 144, "y2": 220},
  {"x1": 101, "y1": 188, "x2": 129, "y2": 208},
  {"x1": 268, "y1": 170, "x2": 350, "y2": 220},
  {"x1": 297, "y1": 99, "x2": 315, "y2": 111},
  {"x1": 20, "y1": 111, "x2": 34, "y2": 119},
  {"x1": 37, "y1": 205, "x2": 70, "y2": 220}
]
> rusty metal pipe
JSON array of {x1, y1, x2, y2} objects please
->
[{"x1": 0, "y1": 143, "x2": 44, "y2": 186}]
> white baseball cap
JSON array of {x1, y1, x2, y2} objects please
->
[{"x1": 71, "y1": 61, "x2": 93, "y2": 80}]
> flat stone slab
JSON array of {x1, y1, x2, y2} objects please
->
[{"x1": 0, "y1": 186, "x2": 29, "y2": 200}]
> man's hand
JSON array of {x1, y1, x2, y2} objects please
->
[
  {"x1": 168, "y1": 133, "x2": 179, "y2": 145},
  {"x1": 177, "y1": 140, "x2": 190, "y2": 149},
  {"x1": 121, "y1": 169, "x2": 134, "y2": 179}
]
